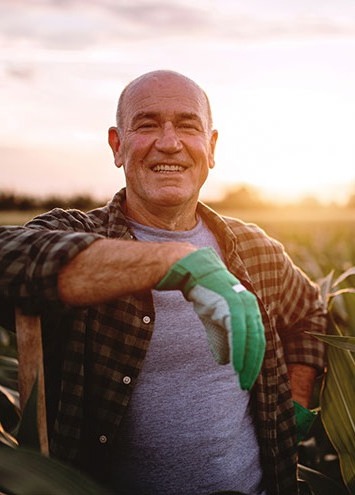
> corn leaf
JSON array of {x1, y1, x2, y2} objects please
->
[
  {"x1": 308, "y1": 333, "x2": 355, "y2": 352},
  {"x1": 298, "y1": 464, "x2": 349, "y2": 495},
  {"x1": 314, "y1": 281, "x2": 355, "y2": 494},
  {"x1": 17, "y1": 375, "x2": 41, "y2": 452},
  {"x1": 320, "y1": 341, "x2": 355, "y2": 494},
  {"x1": 318, "y1": 270, "x2": 335, "y2": 305},
  {"x1": 332, "y1": 267, "x2": 355, "y2": 288},
  {"x1": 0, "y1": 446, "x2": 113, "y2": 495},
  {"x1": 0, "y1": 422, "x2": 18, "y2": 448},
  {"x1": 0, "y1": 355, "x2": 18, "y2": 391}
]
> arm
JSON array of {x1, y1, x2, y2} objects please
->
[
  {"x1": 288, "y1": 363, "x2": 317, "y2": 408},
  {"x1": 0, "y1": 225, "x2": 196, "y2": 311},
  {"x1": 58, "y1": 238, "x2": 196, "y2": 305},
  {"x1": 0, "y1": 226, "x2": 100, "y2": 311},
  {"x1": 276, "y1": 252, "x2": 327, "y2": 407}
]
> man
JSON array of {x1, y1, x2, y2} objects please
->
[{"x1": 0, "y1": 70, "x2": 326, "y2": 494}]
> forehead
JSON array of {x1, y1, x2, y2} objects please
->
[{"x1": 121, "y1": 75, "x2": 209, "y2": 125}]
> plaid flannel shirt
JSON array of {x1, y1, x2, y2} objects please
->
[{"x1": 0, "y1": 188, "x2": 326, "y2": 495}]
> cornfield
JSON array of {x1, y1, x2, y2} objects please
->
[{"x1": 0, "y1": 207, "x2": 354, "y2": 494}]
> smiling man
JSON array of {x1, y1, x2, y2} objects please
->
[
  {"x1": 108, "y1": 71, "x2": 218, "y2": 229},
  {"x1": 0, "y1": 70, "x2": 326, "y2": 495}
]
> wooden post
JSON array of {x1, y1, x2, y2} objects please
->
[{"x1": 15, "y1": 308, "x2": 49, "y2": 455}]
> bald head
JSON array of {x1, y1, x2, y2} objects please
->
[{"x1": 115, "y1": 70, "x2": 213, "y2": 132}]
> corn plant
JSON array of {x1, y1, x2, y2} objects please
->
[
  {"x1": 0, "y1": 325, "x2": 113, "y2": 495},
  {"x1": 0, "y1": 266, "x2": 354, "y2": 494},
  {"x1": 310, "y1": 267, "x2": 355, "y2": 494}
]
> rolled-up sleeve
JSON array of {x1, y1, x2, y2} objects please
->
[
  {"x1": 0, "y1": 210, "x2": 103, "y2": 311},
  {"x1": 276, "y1": 251, "x2": 327, "y2": 372}
]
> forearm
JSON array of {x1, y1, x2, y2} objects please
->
[
  {"x1": 0, "y1": 226, "x2": 99, "y2": 308},
  {"x1": 288, "y1": 363, "x2": 317, "y2": 408},
  {"x1": 58, "y1": 238, "x2": 197, "y2": 306},
  {"x1": 278, "y1": 253, "x2": 327, "y2": 376}
]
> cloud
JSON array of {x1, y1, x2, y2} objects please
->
[
  {"x1": 4, "y1": 63, "x2": 35, "y2": 80},
  {"x1": 0, "y1": 0, "x2": 211, "y2": 51},
  {"x1": 104, "y1": 1, "x2": 210, "y2": 33},
  {"x1": 1, "y1": 0, "x2": 355, "y2": 57},
  {"x1": 0, "y1": 1, "x2": 100, "y2": 50},
  {"x1": 1, "y1": 0, "x2": 355, "y2": 85}
]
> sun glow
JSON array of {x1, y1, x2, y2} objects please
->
[
  {"x1": 0, "y1": 4, "x2": 354, "y2": 205},
  {"x1": 208, "y1": 81, "x2": 354, "y2": 204}
]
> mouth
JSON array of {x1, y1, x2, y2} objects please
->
[{"x1": 151, "y1": 164, "x2": 186, "y2": 173}]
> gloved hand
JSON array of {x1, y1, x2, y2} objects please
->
[
  {"x1": 156, "y1": 247, "x2": 266, "y2": 390},
  {"x1": 294, "y1": 401, "x2": 318, "y2": 443}
]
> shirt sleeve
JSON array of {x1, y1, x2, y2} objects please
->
[
  {"x1": 0, "y1": 209, "x2": 103, "y2": 313},
  {"x1": 276, "y1": 250, "x2": 327, "y2": 373}
]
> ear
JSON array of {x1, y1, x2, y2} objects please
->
[
  {"x1": 208, "y1": 129, "x2": 218, "y2": 169},
  {"x1": 108, "y1": 127, "x2": 123, "y2": 168}
]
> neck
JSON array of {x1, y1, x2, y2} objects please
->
[{"x1": 124, "y1": 201, "x2": 198, "y2": 231}]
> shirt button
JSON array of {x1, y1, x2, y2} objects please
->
[
  {"x1": 143, "y1": 315, "x2": 151, "y2": 324},
  {"x1": 123, "y1": 376, "x2": 131, "y2": 385},
  {"x1": 99, "y1": 434, "x2": 107, "y2": 444}
]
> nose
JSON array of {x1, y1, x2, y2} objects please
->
[{"x1": 154, "y1": 123, "x2": 183, "y2": 153}]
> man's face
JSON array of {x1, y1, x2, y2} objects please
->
[{"x1": 109, "y1": 73, "x2": 218, "y2": 214}]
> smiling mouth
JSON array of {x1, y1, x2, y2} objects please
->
[{"x1": 151, "y1": 164, "x2": 186, "y2": 173}]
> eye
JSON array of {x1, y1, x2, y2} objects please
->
[
  {"x1": 136, "y1": 121, "x2": 158, "y2": 130},
  {"x1": 178, "y1": 121, "x2": 201, "y2": 132}
]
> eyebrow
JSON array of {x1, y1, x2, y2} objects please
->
[
  {"x1": 131, "y1": 111, "x2": 203, "y2": 125},
  {"x1": 131, "y1": 111, "x2": 159, "y2": 123},
  {"x1": 177, "y1": 112, "x2": 203, "y2": 124}
]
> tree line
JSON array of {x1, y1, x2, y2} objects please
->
[
  {"x1": 0, "y1": 191, "x2": 101, "y2": 211},
  {"x1": 1, "y1": 187, "x2": 355, "y2": 211}
]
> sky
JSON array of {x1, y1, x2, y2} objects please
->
[{"x1": 1, "y1": 0, "x2": 355, "y2": 204}]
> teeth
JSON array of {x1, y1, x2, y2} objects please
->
[{"x1": 152, "y1": 164, "x2": 185, "y2": 172}]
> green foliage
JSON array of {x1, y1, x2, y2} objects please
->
[
  {"x1": 0, "y1": 326, "x2": 20, "y2": 448},
  {"x1": 0, "y1": 329, "x2": 112, "y2": 493},
  {"x1": 0, "y1": 213, "x2": 354, "y2": 494},
  {"x1": 0, "y1": 446, "x2": 114, "y2": 495},
  {"x1": 298, "y1": 464, "x2": 349, "y2": 495},
  {"x1": 16, "y1": 376, "x2": 42, "y2": 451},
  {"x1": 258, "y1": 218, "x2": 355, "y2": 278},
  {"x1": 313, "y1": 270, "x2": 355, "y2": 494}
]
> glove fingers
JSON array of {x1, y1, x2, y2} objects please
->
[
  {"x1": 239, "y1": 316, "x2": 265, "y2": 390},
  {"x1": 182, "y1": 270, "x2": 266, "y2": 391},
  {"x1": 188, "y1": 285, "x2": 234, "y2": 365},
  {"x1": 230, "y1": 293, "x2": 265, "y2": 390},
  {"x1": 229, "y1": 305, "x2": 247, "y2": 374},
  {"x1": 199, "y1": 316, "x2": 230, "y2": 365},
  {"x1": 294, "y1": 401, "x2": 318, "y2": 443}
]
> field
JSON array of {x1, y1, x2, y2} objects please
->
[
  {"x1": 1, "y1": 207, "x2": 355, "y2": 280},
  {"x1": 215, "y1": 207, "x2": 355, "y2": 281},
  {"x1": 0, "y1": 210, "x2": 46, "y2": 226}
]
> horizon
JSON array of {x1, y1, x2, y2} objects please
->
[{"x1": 0, "y1": 181, "x2": 353, "y2": 209}]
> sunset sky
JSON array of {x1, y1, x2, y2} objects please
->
[{"x1": 1, "y1": 0, "x2": 355, "y2": 204}]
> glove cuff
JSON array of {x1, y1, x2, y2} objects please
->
[{"x1": 156, "y1": 247, "x2": 231, "y2": 294}]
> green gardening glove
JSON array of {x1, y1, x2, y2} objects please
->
[
  {"x1": 156, "y1": 247, "x2": 266, "y2": 390},
  {"x1": 294, "y1": 401, "x2": 318, "y2": 443}
]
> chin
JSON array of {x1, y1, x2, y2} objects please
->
[{"x1": 152, "y1": 190, "x2": 196, "y2": 207}]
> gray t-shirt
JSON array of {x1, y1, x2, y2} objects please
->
[{"x1": 110, "y1": 217, "x2": 265, "y2": 495}]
